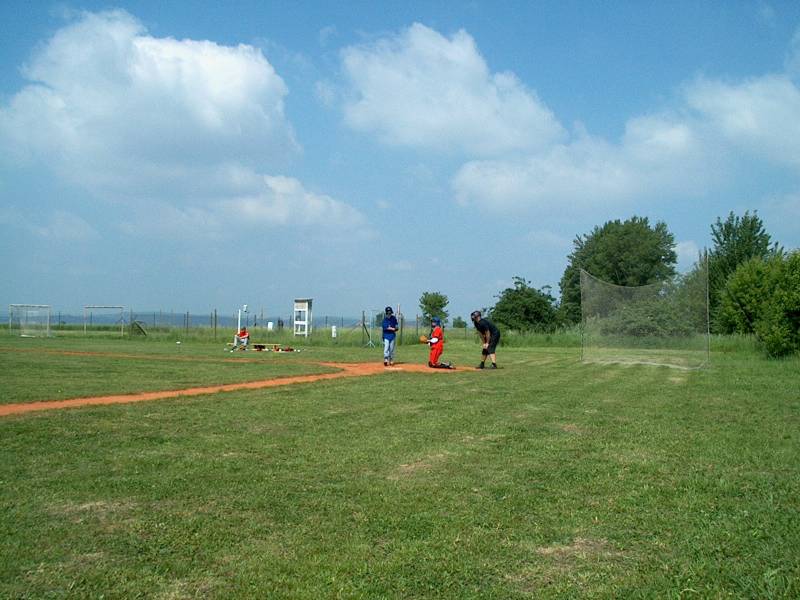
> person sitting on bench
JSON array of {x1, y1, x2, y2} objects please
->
[{"x1": 232, "y1": 326, "x2": 250, "y2": 351}]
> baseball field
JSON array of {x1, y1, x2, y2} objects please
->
[{"x1": 1, "y1": 335, "x2": 798, "y2": 598}]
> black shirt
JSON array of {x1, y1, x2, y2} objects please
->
[{"x1": 474, "y1": 318, "x2": 499, "y2": 338}]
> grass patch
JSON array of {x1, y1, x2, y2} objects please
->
[
  {"x1": 1, "y1": 338, "x2": 798, "y2": 597},
  {"x1": 0, "y1": 337, "x2": 338, "y2": 403}
]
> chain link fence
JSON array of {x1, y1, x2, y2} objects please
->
[{"x1": 2, "y1": 307, "x2": 474, "y2": 345}]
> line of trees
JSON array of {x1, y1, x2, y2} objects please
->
[{"x1": 418, "y1": 212, "x2": 798, "y2": 357}]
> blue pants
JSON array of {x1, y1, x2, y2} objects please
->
[{"x1": 383, "y1": 338, "x2": 396, "y2": 362}]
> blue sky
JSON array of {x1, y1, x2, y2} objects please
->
[{"x1": 2, "y1": 1, "x2": 800, "y2": 321}]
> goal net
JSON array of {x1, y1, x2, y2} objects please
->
[
  {"x1": 9, "y1": 304, "x2": 52, "y2": 337},
  {"x1": 580, "y1": 261, "x2": 710, "y2": 369},
  {"x1": 84, "y1": 305, "x2": 126, "y2": 337}
]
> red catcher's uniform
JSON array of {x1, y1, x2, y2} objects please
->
[{"x1": 429, "y1": 325, "x2": 444, "y2": 365}]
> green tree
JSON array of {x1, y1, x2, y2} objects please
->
[
  {"x1": 418, "y1": 291, "x2": 449, "y2": 327},
  {"x1": 719, "y1": 251, "x2": 800, "y2": 357},
  {"x1": 559, "y1": 216, "x2": 677, "y2": 324},
  {"x1": 708, "y1": 210, "x2": 779, "y2": 329},
  {"x1": 452, "y1": 316, "x2": 467, "y2": 329},
  {"x1": 490, "y1": 276, "x2": 559, "y2": 332}
]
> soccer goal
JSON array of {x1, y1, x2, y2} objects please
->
[
  {"x1": 84, "y1": 305, "x2": 126, "y2": 337},
  {"x1": 580, "y1": 261, "x2": 710, "y2": 370},
  {"x1": 8, "y1": 304, "x2": 52, "y2": 337}
]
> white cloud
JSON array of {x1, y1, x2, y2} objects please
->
[
  {"x1": 319, "y1": 25, "x2": 338, "y2": 47},
  {"x1": 675, "y1": 240, "x2": 701, "y2": 271},
  {"x1": 2, "y1": 208, "x2": 99, "y2": 242},
  {"x1": 223, "y1": 175, "x2": 367, "y2": 228},
  {"x1": 761, "y1": 191, "x2": 800, "y2": 245},
  {"x1": 314, "y1": 79, "x2": 337, "y2": 108},
  {"x1": 525, "y1": 229, "x2": 572, "y2": 251},
  {"x1": 685, "y1": 75, "x2": 800, "y2": 166},
  {"x1": 337, "y1": 23, "x2": 800, "y2": 214},
  {"x1": 120, "y1": 174, "x2": 368, "y2": 239},
  {"x1": 0, "y1": 11, "x2": 298, "y2": 183},
  {"x1": 0, "y1": 10, "x2": 368, "y2": 232},
  {"x1": 454, "y1": 72, "x2": 800, "y2": 211},
  {"x1": 340, "y1": 23, "x2": 565, "y2": 156},
  {"x1": 453, "y1": 117, "x2": 710, "y2": 210}
]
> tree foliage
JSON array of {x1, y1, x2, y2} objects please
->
[
  {"x1": 719, "y1": 251, "x2": 800, "y2": 357},
  {"x1": 452, "y1": 316, "x2": 467, "y2": 329},
  {"x1": 489, "y1": 276, "x2": 559, "y2": 332},
  {"x1": 418, "y1": 291, "x2": 449, "y2": 327},
  {"x1": 708, "y1": 211, "x2": 779, "y2": 330},
  {"x1": 559, "y1": 216, "x2": 677, "y2": 324}
]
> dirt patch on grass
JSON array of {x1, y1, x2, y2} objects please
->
[
  {"x1": 559, "y1": 423, "x2": 584, "y2": 434},
  {"x1": 536, "y1": 537, "x2": 615, "y2": 559},
  {"x1": 51, "y1": 500, "x2": 137, "y2": 518},
  {"x1": 157, "y1": 577, "x2": 221, "y2": 600},
  {"x1": 0, "y1": 362, "x2": 456, "y2": 417},
  {"x1": 507, "y1": 537, "x2": 622, "y2": 592},
  {"x1": 389, "y1": 451, "x2": 453, "y2": 480}
]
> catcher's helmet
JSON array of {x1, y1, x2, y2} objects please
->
[
  {"x1": 385, "y1": 306, "x2": 393, "y2": 315},
  {"x1": 431, "y1": 317, "x2": 442, "y2": 326},
  {"x1": 470, "y1": 310, "x2": 481, "y2": 321}
]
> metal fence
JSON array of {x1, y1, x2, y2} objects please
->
[{"x1": 3, "y1": 308, "x2": 474, "y2": 342}]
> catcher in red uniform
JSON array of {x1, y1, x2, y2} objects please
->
[{"x1": 427, "y1": 317, "x2": 455, "y2": 369}]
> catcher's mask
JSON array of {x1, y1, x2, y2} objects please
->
[{"x1": 385, "y1": 306, "x2": 393, "y2": 315}]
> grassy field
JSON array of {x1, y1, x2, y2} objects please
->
[{"x1": 1, "y1": 335, "x2": 798, "y2": 598}]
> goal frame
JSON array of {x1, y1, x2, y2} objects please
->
[
  {"x1": 8, "y1": 304, "x2": 52, "y2": 337},
  {"x1": 84, "y1": 305, "x2": 126, "y2": 337}
]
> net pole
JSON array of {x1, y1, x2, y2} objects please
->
[
  {"x1": 579, "y1": 269, "x2": 585, "y2": 363},
  {"x1": 705, "y1": 249, "x2": 711, "y2": 365}
]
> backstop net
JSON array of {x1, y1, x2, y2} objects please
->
[
  {"x1": 580, "y1": 261, "x2": 710, "y2": 369},
  {"x1": 9, "y1": 304, "x2": 52, "y2": 337}
]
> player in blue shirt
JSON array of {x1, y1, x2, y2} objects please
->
[{"x1": 382, "y1": 306, "x2": 399, "y2": 366}]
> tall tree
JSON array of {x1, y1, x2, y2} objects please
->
[
  {"x1": 708, "y1": 210, "x2": 779, "y2": 328},
  {"x1": 490, "y1": 276, "x2": 559, "y2": 332},
  {"x1": 559, "y1": 216, "x2": 677, "y2": 324},
  {"x1": 418, "y1": 291, "x2": 449, "y2": 327}
]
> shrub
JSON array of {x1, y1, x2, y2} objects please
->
[{"x1": 719, "y1": 251, "x2": 800, "y2": 357}]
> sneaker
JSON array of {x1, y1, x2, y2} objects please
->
[
  {"x1": 490, "y1": 363, "x2": 498, "y2": 369},
  {"x1": 477, "y1": 363, "x2": 484, "y2": 369},
  {"x1": 384, "y1": 360, "x2": 389, "y2": 366}
]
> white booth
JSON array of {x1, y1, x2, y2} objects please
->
[{"x1": 293, "y1": 298, "x2": 312, "y2": 337}]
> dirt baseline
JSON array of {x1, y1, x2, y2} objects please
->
[{"x1": 0, "y1": 362, "x2": 456, "y2": 417}]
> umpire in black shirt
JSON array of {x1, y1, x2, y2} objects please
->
[{"x1": 471, "y1": 311, "x2": 500, "y2": 369}]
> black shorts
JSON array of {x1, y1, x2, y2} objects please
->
[{"x1": 486, "y1": 332, "x2": 500, "y2": 354}]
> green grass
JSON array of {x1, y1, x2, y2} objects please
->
[
  {"x1": 0, "y1": 337, "x2": 338, "y2": 404},
  {"x1": 1, "y1": 336, "x2": 798, "y2": 598}
]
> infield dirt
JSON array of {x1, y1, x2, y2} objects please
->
[{"x1": 0, "y1": 361, "x2": 456, "y2": 417}]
